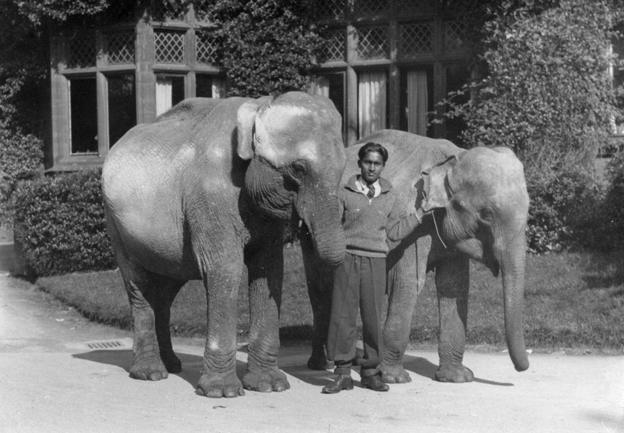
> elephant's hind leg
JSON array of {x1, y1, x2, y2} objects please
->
[
  {"x1": 107, "y1": 213, "x2": 170, "y2": 380},
  {"x1": 379, "y1": 241, "x2": 423, "y2": 384},
  {"x1": 145, "y1": 277, "x2": 184, "y2": 373},
  {"x1": 118, "y1": 262, "x2": 171, "y2": 381},
  {"x1": 435, "y1": 256, "x2": 474, "y2": 383}
]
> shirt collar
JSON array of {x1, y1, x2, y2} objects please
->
[
  {"x1": 345, "y1": 175, "x2": 392, "y2": 194},
  {"x1": 355, "y1": 177, "x2": 380, "y2": 197}
]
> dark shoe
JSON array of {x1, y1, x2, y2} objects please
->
[
  {"x1": 322, "y1": 374, "x2": 354, "y2": 394},
  {"x1": 361, "y1": 374, "x2": 389, "y2": 392}
]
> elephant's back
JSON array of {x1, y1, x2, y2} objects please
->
[
  {"x1": 342, "y1": 129, "x2": 462, "y2": 197},
  {"x1": 103, "y1": 97, "x2": 249, "y2": 200}
]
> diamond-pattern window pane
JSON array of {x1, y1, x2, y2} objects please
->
[
  {"x1": 399, "y1": 23, "x2": 433, "y2": 57},
  {"x1": 444, "y1": 20, "x2": 466, "y2": 52},
  {"x1": 316, "y1": 0, "x2": 345, "y2": 20},
  {"x1": 106, "y1": 31, "x2": 135, "y2": 64},
  {"x1": 319, "y1": 29, "x2": 345, "y2": 62},
  {"x1": 67, "y1": 32, "x2": 96, "y2": 68},
  {"x1": 355, "y1": 26, "x2": 389, "y2": 60},
  {"x1": 155, "y1": 30, "x2": 185, "y2": 64},
  {"x1": 354, "y1": 0, "x2": 387, "y2": 15},
  {"x1": 196, "y1": 30, "x2": 217, "y2": 64}
]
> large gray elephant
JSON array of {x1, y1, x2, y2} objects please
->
[
  {"x1": 102, "y1": 92, "x2": 346, "y2": 398},
  {"x1": 303, "y1": 129, "x2": 529, "y2": 383}
]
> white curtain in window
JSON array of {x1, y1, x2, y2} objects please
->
[
  {"x1": 358, "y1": 71, "x2": 387, "y2": 138},
  {"x1": 212, "y1": 78, "x2": 223, "y2": 99},
  {"x1": 310, "y1": 76, "x2": 330, "y2": 97},
  {"x1": 406, "y1": 70, "x2": 428, "y2": 135},
  {"x1": 155, "y1": 78, "x2": 172, "y2": 116}
]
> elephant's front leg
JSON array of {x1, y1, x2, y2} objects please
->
[
  {"x1": 300, "y1": 228, "x2": 333, "y2": 370},
  {"x1": 242, "y1": 242, "x2": 290, "y2": 393},
  {"x1": 196, "y1": 258, "x2": 246, "y2": 398},
  {"x1": 435, "y1": 255, "x2": 474, "y2": 383}
]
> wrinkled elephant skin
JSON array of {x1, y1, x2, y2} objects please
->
[
  {"x1": 102, "y1": 92, "x2": 346, "y2": 398},
  {"x1": 303, "y1": 129, "x2": 529, "y2": 382}
]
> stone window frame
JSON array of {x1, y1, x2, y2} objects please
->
[
  {"x1": 48, "y1": 14, "x2": 222, "y2": 170},
  {"x1": 313, "y1": 0, "x2": 471, "y2": 146}
]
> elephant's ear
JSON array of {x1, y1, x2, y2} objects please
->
[
  {"x1": 421, "y1": 155, "x2": 458, "y2": 211},
  {"x1": 236, "y1": 96, "x2": 274, "y2": 160}
]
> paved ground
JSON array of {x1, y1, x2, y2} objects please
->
[{"x1": 0, "y1": 274, "x2": 623, "y2": 433}]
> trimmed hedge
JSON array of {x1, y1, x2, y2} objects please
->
[
  {"x1": 0, "y1": 130, "x2": 43, "y2": 225},
  {"x1": 13, "y1": 170, "x2": 115, "y2": 276}
]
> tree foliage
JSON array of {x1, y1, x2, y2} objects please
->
[
  {"x1": 443, "y1": 0, "x2": 619, "y2": 176},
  {"x1": 206, "y1": 0, "x2": 322, "y2": 97},
  {"x1": 439, "y1": 0, "x2": 623, "y2": 252}
]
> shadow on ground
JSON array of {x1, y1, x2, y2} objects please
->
[
  {"x1": 72, "y1": 350, "x2": 245, "y2": 390},
  {"x1": 73, "y1": 348, "x2": 513, "y2": 391},
  {"x1": 402, "y1": 353, "x2": 513, "y2": 386}
]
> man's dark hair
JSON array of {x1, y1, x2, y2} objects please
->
[{"x1": 358, "y1": 142, "x2": 388, "y2": 163}]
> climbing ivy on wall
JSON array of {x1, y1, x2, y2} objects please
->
[{"x1": 206, "y1": 0, "x2": 322, "y2": 97}]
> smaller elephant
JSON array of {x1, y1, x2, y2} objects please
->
[
  {"x1": 102, "y1": 92, "x2": 346, "y2": 398},
  {"x1": 304, "y1": 130, "x2": 530, "y2": 383}
]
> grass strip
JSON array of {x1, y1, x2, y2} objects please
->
[{"x1": 36, "y1": 248, "x2": 624, "y2": 352}]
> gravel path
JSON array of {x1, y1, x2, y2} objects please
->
[{"x1": 0, "y1": 275, "x2": 622, "y2": 433}]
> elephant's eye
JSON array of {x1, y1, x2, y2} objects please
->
[
  {"x1": 282, "y1": 160, "x2": 307, "y2": 191},
  {"x1": 292, "y1": 160, "x2": 307, "y2": 176},
  {"x1": 288, "y1": 160, "x2": 308, "y2": 182}
]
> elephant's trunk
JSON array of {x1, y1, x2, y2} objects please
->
[
  {"x1": 499, "y1": 226, "x2": 529, "y2": 372},
  {"x1": 298, "y1": 187, "x2": 345, "y2": 267}
]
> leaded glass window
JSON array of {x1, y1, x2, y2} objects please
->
[
  {"x1": 319, "y1": 29, "x2": 346, "y2": 62},
  {"x1": 355, "y1": 26, "x2": 389, "y2": 60},
  {"x1": 108, "y1": 74, "x2": 136, "y2": 146},
  {"x1": 155, "y1": 30, "x2": 185, "y2": 64},
  {"x1": 106, "y1": 31, "x2": 135, "y2": 65},
  {"x1": 67, "y1": 32, "x2": 96, "y2": 69},
  {"x1": 69, "y1": 77, "x2": 98, "y2": 153}
]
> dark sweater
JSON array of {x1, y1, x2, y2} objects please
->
[{"x1": 338, "y1": 175, "x2": 422, "y2": 257}]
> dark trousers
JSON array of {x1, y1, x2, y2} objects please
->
[{"x1": 326, "y1": 252, "x2": 386, "y2": 377}]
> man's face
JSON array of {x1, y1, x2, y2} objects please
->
[{"x1": 358, "y1": 151, "x2": 385, "y2": 185}]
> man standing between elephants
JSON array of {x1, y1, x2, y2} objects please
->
[{"x1": 322, "y1": 142, "x2": 426, "y2": 394}]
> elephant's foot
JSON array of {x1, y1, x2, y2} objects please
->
[
  {"x1": 196, "y1": 371, "x2": 245, "y2": 398},
  {"x1": 160, "y1": 350, "x2": 182, "y2": 373},
  {"x1": 379, "y1": 362, "x2": 412, "y2": 384},
  {"x1": 129, "y1": 353, "x2": 169, "y2": 381},
  {"x1": 307, "y1": 347, "x2": 333, "y2": 370},
  {"x1": 242, "y1": 368, "x2": 290, "y2": 393},
  {"x1": 435, "y1": 364, "x2": 474, "y2": 383}
]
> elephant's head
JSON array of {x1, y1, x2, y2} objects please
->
[
  {"x1": 423, "y1": 147, "x2": 530, "y2": 372},
  {"x1": 236, "y1": 91, "x2": 346, "y2": 266}
]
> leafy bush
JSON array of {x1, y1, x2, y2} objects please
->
[
  {"x1": 526, "y1": 168, "x2": 603, "y2": 253},
  {"x1": 443, "y1": 0, "x2": 617, "y2": 172},
  {"x1": 438, "y1": 0, "x2": 621, "y2": 253},
  {"x1": 13, "y1": 170, "x2": 115, "y2": 276},
  {"x1": 597, "y1": 151, "x2": 624, "y2": 250}
]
